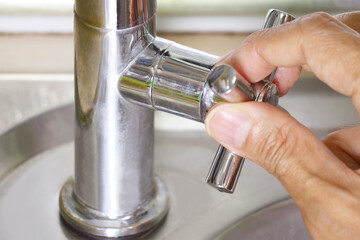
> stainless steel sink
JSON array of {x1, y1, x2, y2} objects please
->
[
  {"x1": 0, "y1": 76, "x2": 358, "y2": 239},
  {"x1": 216, "y1": 199, "x2": 311, "y2": 240}
]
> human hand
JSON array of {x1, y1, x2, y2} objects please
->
[{"x1": 205, "y1": 12, "x2": 360, "y2": 240}]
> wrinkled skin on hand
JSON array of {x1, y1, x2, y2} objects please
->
[{"x1": 205, "y1": 12, "x2": 360, "y2": 240}]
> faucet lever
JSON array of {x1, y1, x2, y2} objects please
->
[{"x1": 206, "y1": 9, "x2": 295, "y2": 193}]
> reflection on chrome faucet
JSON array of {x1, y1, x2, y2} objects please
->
[{"x1": 59, "y1": 0, "x2": 294, "y2": 238}]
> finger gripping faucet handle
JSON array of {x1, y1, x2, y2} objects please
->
[
  {"x1": 205, "y1": 74, "x2": 279, "y2": 193},
  {"x1": 205, "y1": 9, "x2": 295, "y2": 194}
]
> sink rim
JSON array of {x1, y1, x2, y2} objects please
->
[
  {"x1": 0, "y1": 104, "x2": 74, "y2": 181},
  {"x1": 216, "y1": 198, "x2": 311, "y2": 240}
]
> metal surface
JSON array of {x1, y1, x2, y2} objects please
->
[
  {"x1": 206, "y1": 145, "x2": 245, "y2": 193},
  {"x1": 263, "y1": 9, "x2": 295, "y2": 29},
  {"x1": 0, "y1": 103, "x2": 289, "y2": 240},
  {"x1": 64, "y1": 0, "x2": 167, "y2": 237},
  {"x1": 0, "y1": 105, "x2": 74, "y2": 181},
  {"x1": 0, "y1": 76, "x2": 359, "y2": 239},
  {"x1": 72, "y1": 3, "x2": 293, "y2": 237},
  {"x1": 204, "y1": 64, "x2": 254, "y2": 193},
  {"x1": 75, "y1": 0, "x2": 156, "y2": 29},
  {"x1": 5, "y1": 2, "x2": 348, "y2": 238},
  {"x1": 0, "y1": 79, "x2": 73, "y2": 134},
  {"x1": 216, "y1": 199, "x2": 311, "y2": 240},
  {"x1": 205, "y1": 64, "x2": 254, "y2": 102},
  {"x1": 205, "y1": 10, "x2": 294, "y2": 194},
  {"x1": 205, "y1": 76, "x2": 280, "y2": 193},
  {"x1": 60, "y1": 177, "x2": 168, "y2": 238},
  {"x1": 72, "y1": 2, "x2": 300, "y2": 236},
  {"x1": 119, "y1": 37, "x2": 218, "y2": 121},
  {"x1": 117, "y1": 10, "x2": 294, "y2": 196},
  {"x1": 118, "y1": 38, "x2": 280, "y2": 195}
]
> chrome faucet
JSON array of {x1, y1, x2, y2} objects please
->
[{"x1": 59, "y1": 1, "x2": 294, "y2": 238}]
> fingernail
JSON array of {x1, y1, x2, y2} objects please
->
[{"x1": 205, "y1": 105, "x2": 252, "y2": 148}]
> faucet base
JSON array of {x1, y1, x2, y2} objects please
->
[{"x1": 59, "y1": 177, "x2": 169, "y2": 238}]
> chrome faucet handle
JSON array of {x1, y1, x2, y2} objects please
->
[
  {"x1": 206, "y1": 9, "x2": 295, "y2": 193},
  {"x1": 205, "y1": 65, "x2": 279, "y2": 193}
]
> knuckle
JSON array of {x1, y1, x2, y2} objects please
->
[
  {"x1": 244, "y1": 29, "x2": 272, "y2": 66},
  {"x1": 310, "y1": 11, "x2": 333, "y2": 22},
  {"x1": 297, "y1": 11, "x2": 335, "y2": 31},
  {"x1": 295, "y1": 12, "x2": 337, "y2": 61},
  {"x1": 256, "y1": 120, "x2": 298, "y2": 179},
  {"x1": 243, "y1": 30, "x2": 265, "y2": 53}
]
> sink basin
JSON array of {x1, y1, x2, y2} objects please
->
[
  {"x1": 217, "y1": 199, "x2": 311, "y2": 240},
  {"x1": 0, "y1": 76, "x2": 358, "y2": 239}
]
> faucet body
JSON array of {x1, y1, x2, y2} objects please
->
[
  {"x1": 60, "y1": 0, "x2": 218, "y2": 237},
  {"x1": 73, "y1": 0, "x2": 157, "y2": 217},
  {"x1": 60, "y1": 0, "x2": 169, "y2": 237},
  {"x1": 59, "y1": 0, "x2": 290, "y2": 238}
]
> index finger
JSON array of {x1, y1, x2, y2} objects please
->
[{"x1": 222, "y1": 12, "x2": 360, "y2": 110}]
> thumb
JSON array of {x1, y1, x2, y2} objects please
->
[{"x1": 204, "y1": 102, "x2": 347, "y2": 195}]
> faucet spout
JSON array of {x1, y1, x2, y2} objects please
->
[{"x1": 119, "y1": 37, "x2": 219, "y2": 122}]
